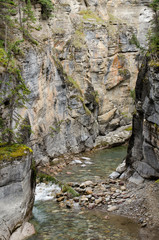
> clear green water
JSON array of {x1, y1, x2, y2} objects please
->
[
  {"x1": 58, "y1": 146, "x2": 127, "y2": 183},
  {"x1": 28, "y1": 146, "x2": 140, "y2": 240}
]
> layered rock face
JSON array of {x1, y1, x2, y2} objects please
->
[
  {"x1": 0, "y1": 152, "x2": 35, "y2": 240},
  {"x1": 126, "y1": 57, "x2": 159, "y2": 180},
  {"x1": 18, "y1": 0, "x2": 153, "y2": 163}
]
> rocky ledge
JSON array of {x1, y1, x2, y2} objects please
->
[{"x1": 0, "y1": 145, "x2": 35, "y2": 240}]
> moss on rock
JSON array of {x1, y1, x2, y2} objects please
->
[{"x1": 0, "y1": 144, "x2": 32, "y2": 161}]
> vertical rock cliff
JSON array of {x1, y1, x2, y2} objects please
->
[
  {"x1": 15, "y1": 0, "x2": 153, "y2": 164},
  {"x1": 0, "y1": 146, "x2": 35, "y2": 240},
  {"x1": 125, "y1": 56, "x2": 159, "y2": 181}
]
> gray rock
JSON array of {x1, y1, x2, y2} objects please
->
[
  {"x1": 109, "y1": 171, "x2": 120, "y2": 179},
  {"x1": 116, "y1": 160, "x2": 126, "y2": 173},
  {"x1": 129, "y1": 172, "x2": 144, "y2": 185},
  {"x1": 0, "y1": 153, "x2": 35, "y2": 240},
  {"x1": 107, "y1": 206, "x2": 118, "y2": 212},
  {"x1": 10, "y1": 222, "x2": 35, "y2": 240}
]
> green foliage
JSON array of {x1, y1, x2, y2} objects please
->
[
  {"x1": 23, "y1": 0, "x2": 36, "y2": 27},
  {"x1": 129, "y1": 34, "x2": 141, "y2": 49},
  {"x1": 0, "y1": 143, "x2": 32, "y2": 161},
  {"x1": 83, "y1": 104, "x2": 91, "y2": 115},
  {"x1": 37, "y1": 172, "x2": 79, "y2": 198},
  {"x1": 155, "y1": 179, "x2": 159, "y2": 183},
  {"x1": 148, "y1": 0, "x2": 159, "y2": 53},
  {"x1": 0, "y1": 45, "x2": 31, "y2": 144},
  {"x1": 79, "y1": 9, "x2": 104, "y2": 23},
  {"x1": 49, "y1": 120, "x2": 64, "y2": 137},
  {"x1": 72, "y1": 30, "x2": 86, "y2": 49},
  {"x1": 61, "y1": 184, "x2": 80, "y2": 198},
  {"x1": 118, "y1": 69, "x2": 131, "y2": 79},
  {"x1": 130, "y1": 88, "x2": 136, "y2": 101},
  {"x1": 149, "y1": 0, "x2": 159, "y2": 11},
  {"x1": 92, "y1": 90, "x2": 99, "y2": 104},
  {"x1": 37, "y1": 172, "x2": 58, "y2": 183},
  {"x1": 125, "y1": 126, "x2": 132, "y2": 131},
  {"x1": 37, "y1": 0, "x2": 54, "y2": 19},
  {"x1": 149, "y1": 60, "x2": 159, "y2": 67},
  {"x1": 67, "y1": 76, "x2": 83, "y2": 95}
]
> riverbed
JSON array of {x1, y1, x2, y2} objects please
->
[{"x1": 28, "y1": 146, "x2": 141, "y2": 240}]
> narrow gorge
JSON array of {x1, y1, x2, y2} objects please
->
[{"x1": 0, "y1": 0, "x2": 159, "y2": 239}]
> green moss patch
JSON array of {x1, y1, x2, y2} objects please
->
[
  {"x1": 67, "y1": 76, "x2": 83, "y2": 95},
  {"x1": 79, "y1": 10, "x2": 104, "y2": 24},
  {"x1": 0, "y1": 144, "x2": 32, "y2": 161},
  {"x1": 125, "y1": 126, "x2": 132, "y2": 131},
  {"x1": 61, "y1": 184, "x2": 79, "y2": 198}
]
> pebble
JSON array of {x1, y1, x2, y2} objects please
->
[
  {"x1": 141, "y1": 222, "x2": 147, "y2": 227},
  {"x1": 104, "y1": 215, "x2": 110, "y2": 220},
  {"x1": 95, "y1": 197, "x2": 103, "y2": 205},
  {"x1": 107, "y1": 206, "x2": 118, "y2": 212},
  {"x1": 121, "y1": 186, "x2": 126, "y2": 191},
  {"x1": 88, "y1": 203, "x2": 95, "y2": 209},
  {"x1": 70, "y1": 160, "x2": 82, "y2": 165},
  {"x1": 66, "y1": 200, "x2": 73, "y2": 208},
  {"x1": 85, "y1": 187, "x2": 93, "y2": 194},
  {"x1": 56, "y1": 196, "x2": 65, "y2": 202},
  {"x1": 81, "y1": 157, "x2": 91, "y2": 160},
  {"x1": 80, "y1": 181, "x2": 93, "y2": 188},
  {"x1": 85, "y1": 161, "x2": 93, "y2": 165},
  {"x1": 81, "y1": 164, "x2": 86, "y2": 167}
]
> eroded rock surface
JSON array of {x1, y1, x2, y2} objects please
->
[
  {"x1": 0, "y1": 153, "x2": 35, "y2": 240},
  {"x1": 15, "y1": 0, "x2": 153, "y2": 164},
  {"x1": 125, "y1": 57, "x2": 159, "y2": 179}
]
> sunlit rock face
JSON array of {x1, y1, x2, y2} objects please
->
[
  {"x1": 126, "y1": 58, "x2": 159, "y2": 180},
  {"x1": 20, "y1": 0, "x2": 153, "y2": 163},
  {"x1": 0, "y1": 153, "x2": 35, "y2": 240}
]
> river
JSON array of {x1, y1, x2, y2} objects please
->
[{"x1": 28, "y1": 146, "x2": 140, "y2": 240}]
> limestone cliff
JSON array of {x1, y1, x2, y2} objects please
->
[
  {"x1": 125, "y1": 56, "x2": 159, "y2": 181},
  {"x1": 0, "y1": 146, "x2": 35, "y2": 240},
  {"x1": 16, "y1": 0, "x2": 153, "y2": 164}
]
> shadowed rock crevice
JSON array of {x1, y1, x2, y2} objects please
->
[{"x1": 125, "y1": 56, "x2": 159, "y2": 180}]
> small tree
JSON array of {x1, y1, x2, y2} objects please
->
[
  {"x1": 0, "y1": 42, "x2": 31, "y2": 144},
  {"x1": 149, "y1": 0, "x2": 159, "y2": 53},
  {"x1": 0, "y1": 0, "x2": 16, "y2": 50}
]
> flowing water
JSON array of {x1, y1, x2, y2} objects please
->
[{"x1": 28, "y1": 146, "x2": 140, "y2": 240}]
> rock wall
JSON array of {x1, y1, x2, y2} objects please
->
[
  {"x1": 125, "y1": 57, "x2": 159, "y2": 181},
  {"x1": 19, "y1": 0, "x2": 153, "y2": 164},
  {"x1": 0, "y1": 0, "x2": 153, "y2": 164},
  {"x1": 0, "y1": 152, "x2": 35, "y2": 240}
]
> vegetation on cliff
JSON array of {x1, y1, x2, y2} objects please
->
[
  {"x1": 149, "y1": 0, "x2": 159, "y2": 53},
  {"x1": 0, "y1": 0, "x2": 54, "y2": 144},
  {"x1": 0, "y1": 143, "x2": 32, "y2": 161}
]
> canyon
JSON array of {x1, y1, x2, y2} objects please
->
[{"x1": 0, "y1": 0, "x2": 159, "y2": 239}]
